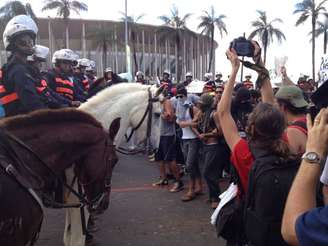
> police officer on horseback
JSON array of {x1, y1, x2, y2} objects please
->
[
  {"x1": 44, "y1": 49, "x2": 81, "y2": 107},
  {"x1": 0, "y1": 15, "x2": 47, "y2": 116},
  {"x1": 27, "y1": 45, "x2": 70, "y2": 108}
]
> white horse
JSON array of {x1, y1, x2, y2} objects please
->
[{"x1": 63, "y1": 83, "x2": 162, "y2": 246}]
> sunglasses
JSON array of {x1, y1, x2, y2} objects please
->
[{"x1": 176, "y1": 95, "x2": 184, "y2": 98}]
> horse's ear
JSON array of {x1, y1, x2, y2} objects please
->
[{"x1": 109, "y1": 118, "x2": 121, "y2": 140}]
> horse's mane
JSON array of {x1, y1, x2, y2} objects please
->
[
  {"x1": 0, "y1": 108, "x2": 103, "y2": 130},
  {"x1": 79, "y1": 82, "x2": 149, "y2": 112}
]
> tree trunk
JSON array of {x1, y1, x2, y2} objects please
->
[
  {"x1": 208, "y1": 26, "x2": 214, "y2": 73},
  {"x1": 65, "y1": 20, "x2": 69, "y2": 49},
  {"x1": 176, "y1": 31, "x2": 181, "y2": 82},
  {"x1": 131, "y1": 30, "x2": 138, "y2": 72},
  {"x1": 263, "y1": 32, "x2": 268, "y2": 65},
  {"x1": 312, "y1": 6, "x2": 316, "y2": 80},
  {"x1": 324, "y1": 31, "x2": 327, "y2": 54}
]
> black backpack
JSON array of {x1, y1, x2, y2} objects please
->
[{"x1": 244, "y1": 147, "x2": 301, "y2": 246}]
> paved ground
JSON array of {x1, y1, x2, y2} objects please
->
[{"x1": 36, "y1": 154, "x2": 226, "y2": 246}]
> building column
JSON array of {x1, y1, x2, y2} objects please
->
[
  {"x1": 82, "y1": 22, "x2": 86, "y2": 58},
  {"x1": 148, "y1": 35, "x2": 152, "y2": 77},
  {"x1": 142, "y1": 30, "x2": 145, "y2": 74},
  {"x1": 114, "y1": 26, "x2": 118, "y2": 72},
  {"x1": 154, "y1": 33, "x2": 157, "y2": 77},
  {"x1": 183, "y1": 37, "x2": 186, "y2": 76},
  {"x1": 48, "y1": 17, "x2": 52, "y2": 64}
]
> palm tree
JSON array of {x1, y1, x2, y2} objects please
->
[
  {"x1": 314, "y1": 17, "x2": 328, "y2": 53},
  {"x1": 249, "y1": 10, "x2": 286, "y2": 65},
  {"x1": 42, "y1": 0, "x2": 88, "y2": 48},
  {"x1": 158, "y1": 5, "x2": 192, "y2": 81},
  {"x1": 120, "y1": 13, "x2": 145, "y2": 73},
  {"x1": 0, "y1": 1, "x2": 37, "y2": 33},
  {"x1": 294, "y1": 0, "x2": 328, "y2": 80},
  {"x1": 198, "y1": 6, "x2": 227, "y2": 73},
  {"x1": 87, "y1": 25, "x2": 114, "y2": 69}
]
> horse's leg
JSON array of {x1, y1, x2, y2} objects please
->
[{"x1": 63, "y1": 167, "x2": 89, "y2": 246}]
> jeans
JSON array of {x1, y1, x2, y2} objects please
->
[
  {"x1": 182, "y1": 139, "x2": 201, "y2": 179},
  {"x1": 203, "y1": 143, "x2": 228, "y2": 201}
]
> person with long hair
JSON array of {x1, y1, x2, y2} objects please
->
[{"x1": 216, "y1": 45, "x2": 294, "y2": 246}]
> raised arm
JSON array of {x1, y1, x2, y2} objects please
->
[
  {"x1": 216, "y1": 49, "x2": 241, "y2": 151},
  {"x1": 251, "y1": 41, "x2": 275, "y2": 105},
  {"x1": 281, "y1": 66, "x2": 295, "y2": 86}
]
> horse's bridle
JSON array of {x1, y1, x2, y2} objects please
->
[
  {"x1": 117, "y1": 87, "x2": 157, "y2": 155},
  {"x1": 76, "y1": 135, "x2": 116, "y2": 211}
]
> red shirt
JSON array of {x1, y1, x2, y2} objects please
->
[{"x1": 230, "y1": 138, "x2": 254, "y2": 193}]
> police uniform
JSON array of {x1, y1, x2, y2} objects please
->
[
  {"x1": 73, "y1": 73, "x2": 89, "y2": 102},
  {"x1": 0, "y1": 56, "x2": 47, "y2": 117},
  {"x1": 28, "y1": 65, "x2": 70, "y2": 108},
  {"x1": 44, "y1": 68, "x2": 76, "y2": 102}
]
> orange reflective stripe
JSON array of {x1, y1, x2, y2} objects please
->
[
  {"x1": 82, "y1": 79, "x2": 89, "y2": 90},
  {"x1": 56, "y1": 87, "x2": 73, "y2": 95},
  {"x1": 36, "y1": 87, "x2": 46, "y2": 93},
  {"x1": 41, "y1": 79, "x2": 48, "y2": 87},
  {"x1": 0, "y1": 85, "x2": 6, "y2": 93},
  {"x1": 0, "y1": 93, "x2": 18, "y2": 105},
  {"x1": 55, "y1": 78, "x2": 74, "y2": 87}
]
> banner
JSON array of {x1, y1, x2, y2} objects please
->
[{"x1": 319, "y1": 54, "x2": 328, "y2": 88}]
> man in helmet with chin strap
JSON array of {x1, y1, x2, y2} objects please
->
[
  {"x1": 1, "y1": 15, "x2": 47, "y2": 116},
  {"x1": 44, "y1": 49, "x2": 81, "y2": 107},
  {"x1": 27, "y1": 45, "x2": 70, "y2": 108}
]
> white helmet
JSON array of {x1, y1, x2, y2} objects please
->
[
  {"x1": 27, "y1": 45, "x2": 49, "y2": 62},
  {"x1": 105, "y1": 67, "x2": 112, "y2": 73},
  {"x1": 52, "y1": 49, "x2": 78, "y2": 65},
  {"x1": 86, "y1": 60, "x2": 96, "y2": 71},
  {"x1": 78, "y1": 58, "x2": 90, "y2": 67},
  {"x1": 215, "y1": 71, "x2": 222, "y2": 76},
  {"x1": 204, "y1": 73, "x2": 213, "y2": 79},
  {"x1": 185, "y1": 72, "x2": 193, "y2": 77},
  {"x1": 136, "y1": 71, "x2": 144, "y2": 76},
  {"x1": 163, "y1": 69, "x2": 171, "y2": 76},
  {"x1": 3, "y1": 15, "x2": 38, "y2": 50}
]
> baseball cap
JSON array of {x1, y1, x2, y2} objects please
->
[{"x1": 275, "y1": 86, "x2": 308, "y2": 108}]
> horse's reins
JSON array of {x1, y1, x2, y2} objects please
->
[
  {"x1": 0, "y1": 129, "x2": 90, "y2": 208},
  {"x1": 117, "y1": 87, "x2": 155, "y2": 155}
]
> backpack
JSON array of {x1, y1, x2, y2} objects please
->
[
  {"x1": 215, "y1": 166, "x2": 247, "y2": 245},
  {"x1": 244, "y1": 147, "x2": 301, "y2": 246}
]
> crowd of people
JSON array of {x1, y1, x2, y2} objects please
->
[
  {"x1": 1, "y1": 13, "x2": 328, "y2": 246},
  {"x1": 151, "y1": 44, "x2": 328, "y2": 246}
]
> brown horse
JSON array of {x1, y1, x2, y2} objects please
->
[{"x1": 0, "y1": 108, "x2": 120, "y2": 246}]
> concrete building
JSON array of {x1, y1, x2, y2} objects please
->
[{"x1": 0, "y1": 17, "x2": 217, "y2": 81}]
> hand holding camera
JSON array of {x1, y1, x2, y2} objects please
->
[
  {"x1": 229, "y1": 37, "x2": 263, "y2": 66},
  {"x1": 226, "y1": 48, "x2": 240, "y2": 72}
]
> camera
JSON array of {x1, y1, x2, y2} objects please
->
[{"x1": 230, "y1": 37, "x2": 254, "y2": 57}]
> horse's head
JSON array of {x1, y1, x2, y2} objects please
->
[{"x1": 78, "y1": 118, "x2": 120, "y2": 213}]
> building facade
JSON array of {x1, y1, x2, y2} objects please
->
[{"x1": 0, "y1": 17, "x2": 217, "y2": 81}]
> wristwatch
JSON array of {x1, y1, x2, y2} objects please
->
[{"x1": 302, "y1": 152, "x2": 322, "y2": 164}]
